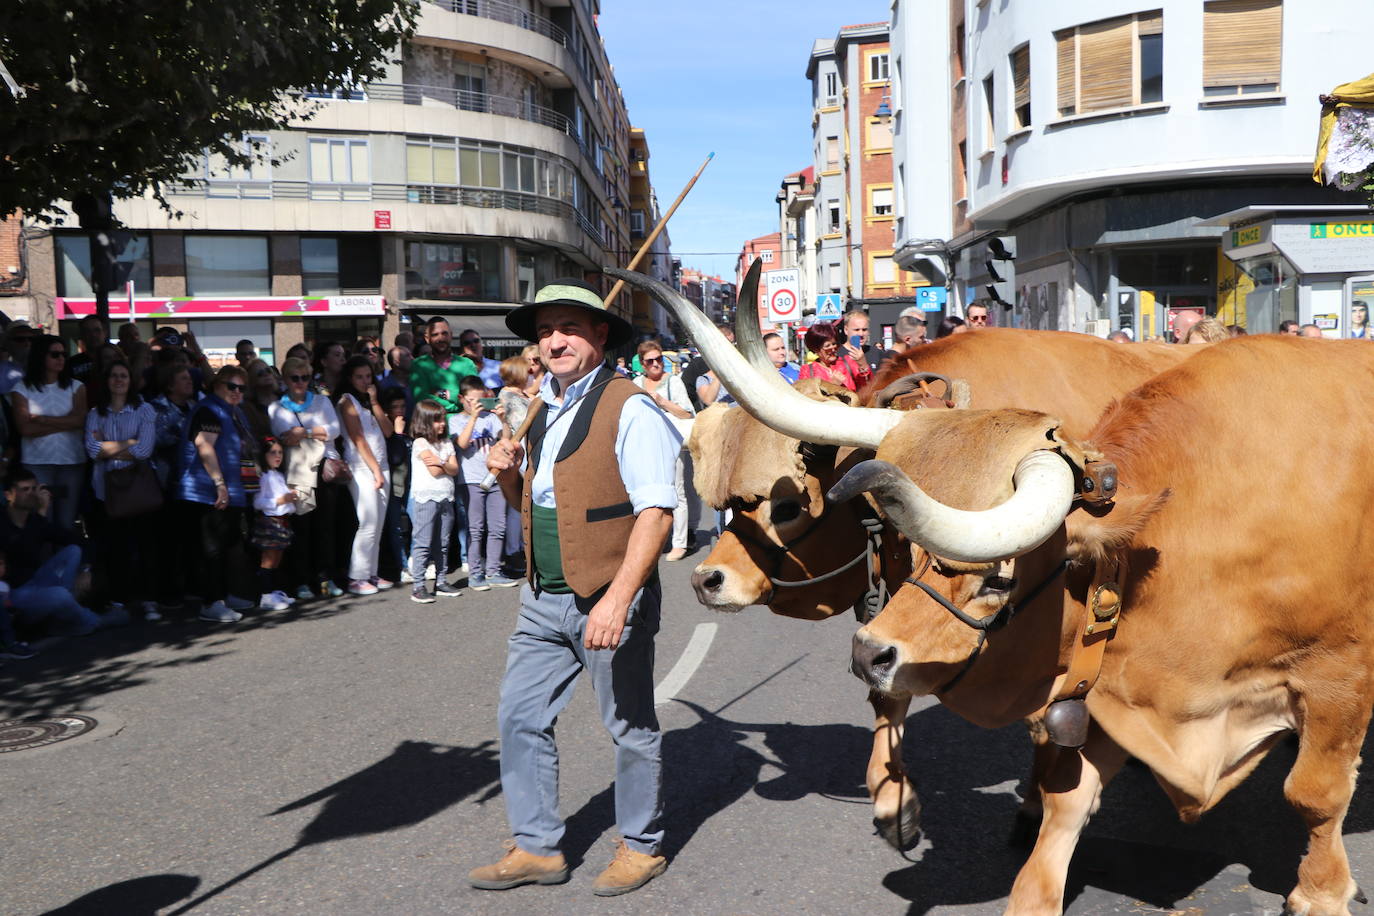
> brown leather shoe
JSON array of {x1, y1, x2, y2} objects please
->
[
  {"x1": 591, "y1": 839, "x2": 667, "y2": 897},
  {"x1": 469, "y1": 840, "x2": 568, "y2": 890},
  {"x1": 664, "y1": 548, "x2": 688, "y2": 562}
]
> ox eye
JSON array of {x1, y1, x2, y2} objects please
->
[
  {"x1": 770, "y1": 500, "x2": 802, "y2": 525},
  {"x1": 984, "y1": 575, "x2": 1016, "y2": 593}
]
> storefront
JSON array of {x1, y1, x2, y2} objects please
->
[
  {"x1": 1208, "y1": 206, "x2": 1374, "y2": 337},
  {"x1": 56, "y1": 294, "x2": 386, "y2": 366}
]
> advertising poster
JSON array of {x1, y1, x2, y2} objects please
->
[{"x1": 1351, "y1": 279, "x2": 1374, "y2": 339}]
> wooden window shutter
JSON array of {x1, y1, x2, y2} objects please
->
[
  {"x1": 1137, "y1": 10, "x2": 1163, "y2": 36},
  {"x1": 1055, "y1": 30, "x2": 1076, "y2": 114},
  {"x1": 1204, "y1": 0, "x2": 1282, "y2": 87},
  {"x1": 1012, "y1": 45, "x2": 1031, "y2": 111},
  {"x1": 1077, "y1": 16, "x2": 1133, "y2": 112}
]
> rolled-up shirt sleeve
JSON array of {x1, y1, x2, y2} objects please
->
[{"x1": 615, "y1": 394, "x2": 683, "y2": 514}]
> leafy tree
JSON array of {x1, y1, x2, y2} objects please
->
[{"x1": 0, "y1": 0, "x2": 418, "y2": 221}]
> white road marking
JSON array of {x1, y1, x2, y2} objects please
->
[{"x1": 654, "y1": 622, "x2": 718, "y2": 705}]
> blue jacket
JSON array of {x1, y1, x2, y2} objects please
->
[{"x1": 177, "y1": 394, "x2": 246, "y2": 507}]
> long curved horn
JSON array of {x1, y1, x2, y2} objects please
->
[
  {"x1": 607, "y1": 267, "x2": 902, "y2": 449},
  {"x1": 827, "y1": 451, "x2": 1075, "y2": 563},
  {"x1": 732, "y1": 260, "x2": 774, "y2": 375}
]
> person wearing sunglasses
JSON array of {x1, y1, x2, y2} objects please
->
[
  {"x1": 459, "y1": 329, "x2": 503, "y2": 393},
  {"x1": 269, "y1": 356, "x2": 345, "y2": 600},
  {"x1": 11, "y1": 334, "x2": 88, "y2": 536},
  {"x1": 965, "y1": 301, "x2": 991, "y2": 327},
  {"x1": 633, "y1": 340, "x2": 695, "y2": 562},
  {"x1": 176, "y1": 365, "x2": 255, "y2": 622}
]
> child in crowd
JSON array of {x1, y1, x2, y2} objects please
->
[
  {"x1": 252, "y1": 436, "x2": 298, "y2": 611},
  {"x1": 409, "y1": 399, "x2": 461, "y2": 604},
  {"x1": 379, "y1": 388, "x2": 413, "y2": 585},
  {"x1": 453, "y1": 376, "x2": 517, "y2": 591}
]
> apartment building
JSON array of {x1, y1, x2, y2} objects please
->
[
  {"x1": 734, "y1": 232, "x2": 783, "y2": 333},
  {"x1": 679, "y1": 268, "x2": 735, "y2": 325},
  {"x1": 627, "y1": 127, "x2": 675, "y2": 342},
  {"x1": 776, "y1": 167, "x2": 817, "y2": 322},
  {"x1": 891, "y1": 0, "x2": 1370, "y2": 338},
  {"x1": 25, "y1": 0, "x2": 640, "y2": 363}
]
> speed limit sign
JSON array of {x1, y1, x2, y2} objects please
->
[{"x1": 764, "y1": 269, "x2": 800, "y2": 324}]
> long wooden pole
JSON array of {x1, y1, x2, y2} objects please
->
[{"x1": 603, "y1": 151, "x2": 714, "y2": 306}]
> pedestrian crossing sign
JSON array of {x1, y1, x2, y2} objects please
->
[{"x1": 816, "y1": 294, "x2": 843, "y2": 320}]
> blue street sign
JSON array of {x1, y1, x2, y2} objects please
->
[
  {"x1": 815, "y1": 293, "x2": 843, "y2": 320},
  {"x1": 916, "y1": 287, "x2": 949, "y2": 312}
]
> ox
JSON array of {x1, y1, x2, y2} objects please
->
[
  {"x1": 818, "y1": 336, "x2": 1374, "y2": 914},
  {"x1": 611, "y1": 265, "x2": 1188, "y2": 852}
]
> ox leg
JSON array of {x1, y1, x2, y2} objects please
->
[
  {"x1": 1009, "y1": 716, "x2": 1058, "y2": 848},
  {"x1": 1282, "y1": 697, "x2": 1370, "y2": 916},
  {"x1": 1006, "y1": 723, "x2": 1127, "y2": 916},
  {"x1": 867, "y1": 690, "x2": 921, "y2": 851}
]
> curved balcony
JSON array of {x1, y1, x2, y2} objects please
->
[
  {"x1": 425, "y1": 0, "x2": 567, "y2": 47},
  {"x1": 366, "y1": 83, "x2": 574, "y2": 136}
]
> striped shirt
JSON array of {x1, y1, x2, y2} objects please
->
[{"x1": 84, "y1": 401, "x2": 157, "y2": 501}]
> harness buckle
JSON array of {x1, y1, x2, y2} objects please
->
[{"x1": 1085, "y1": 582, "x2": 1122, "y2": 636}]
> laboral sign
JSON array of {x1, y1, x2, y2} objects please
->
[{"x1": 55, "y1": 295, "x2": 386, "y2": 320}]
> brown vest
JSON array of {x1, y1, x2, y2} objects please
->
[{"x1": 521, "y1": 367, "x2": 647, "y2": 597}]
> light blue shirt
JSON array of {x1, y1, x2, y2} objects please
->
[
  {"x1": 531, "y1": 365, "x2": 681, "y2": 513},
  {"x1": 478, "y1": 357, "x2": 503, "y2": 390},
  {"x1": 778, "y1": 362, "x2": 800, "y2": 384}
]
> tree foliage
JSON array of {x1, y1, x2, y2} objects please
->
[{"x1": 0, "y1": 0, "x2": 418, "y2": 221}]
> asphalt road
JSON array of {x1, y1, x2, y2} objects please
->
[{"x1": 4, "y1": 555, "x2": 1374, "y2": 915}]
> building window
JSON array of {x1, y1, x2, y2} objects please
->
[
  {"x1": 827, "y1": 199, "x2": 841, "y2": 233},
  {"x1": 404, "y1": 239, "x2": 502, "y2": 301},
  {"x1": 760, "y1": 249, "x2": 774, "y2": 263},
  {"x1": 868, "y1": 53, "x2": 890, "y2": 83},
  {"x1": 1010, "y1": 45, "x2": 1031, "y2": 129},
  {"x1": 301, "y1": 236, "x2": 382, "y2": 295},
  {"x1": 308, "y1": 138, "x2": 370, "y2": 199},
  {"x1": 871, "y1": 187, "x2": 894, "y2": 217},
  {"x1": 828, "y1": 263, "x2": 843, "y2": 292},
  {"x1": 454, "y1": 61, "x2": 487, "y2": 110},
  {"x1": 870, "y1": 255, "x2": 896, "y2": 285},
  {"x1": 1056, "y1": 11, "x2": 1163, "y2": 117},
  {"x1": 982, "y1": 74, "x2": 996, "y2": 150},
  {"x1": 55, "y1": 233, "x2": 152, "y2": 299},
  {"x1": 954, "y1": 23, "x2": 966, "y2": 82},
  {"x1": 630, "y1": 210, "x2": 645, "y2": 235},
  {"x1": 867, "y1": 117, "x2": 893, "y2": 149},
  {"x1": 824, "y1": 71, "x2": 838, "y2": 103},
  {"x1": 956, "y1": 141, "x2": 968, "y2": 200},
  {"x1": 825, "y1": 136, "x2": 840, "y2": 170},
  {"x1": 184, "y1": 235, "x2": 270, "y2": 297},
  {"x1": 1203, "y1": 0, "x2": 1282, "y2": 96}
]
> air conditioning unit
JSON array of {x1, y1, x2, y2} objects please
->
[{"x1": 1082, "y1": 319, "x2": 1112, "y2": 338}]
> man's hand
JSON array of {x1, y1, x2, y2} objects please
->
[
  {"x1": 842, "y1": 339, "x2": 864, "y2": 361},
  {"x1": 486, "y1": 438, "x2": 524, "y2": 475},
  {"x1": 584, "y1": 594, "x2": 630, "y2": 650}
]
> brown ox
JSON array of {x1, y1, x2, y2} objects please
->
[
  {"x1": 612, "y1": 265, "x2": 1190, "y2": 851},
  {"x1": 833, "y1": 336, "x2": 1374, "y2": 914}
]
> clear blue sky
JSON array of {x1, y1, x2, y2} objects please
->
[{"x1": 599, "y1": 1, "x2": 889, "y2": 280}]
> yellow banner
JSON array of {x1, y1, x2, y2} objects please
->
[{"x1": 1310, "y1": 220, "x2": 1374, "y2": 239}]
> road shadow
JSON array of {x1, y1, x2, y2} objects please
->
[
  {"x1": 39, "y1": 873, "x2": 200, "y2": 916},
  {"x1": 156, "y1": 738, "x2": 500, "y2": 915},
  {"x1": 560, "y1": 697, "x2": 874, "y2": 869}
]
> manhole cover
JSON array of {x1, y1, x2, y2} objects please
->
[{"x1": 0, "y1": 715, "x2": 97, "y2": 753}]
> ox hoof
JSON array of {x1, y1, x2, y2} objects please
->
[
  {"x1": 1007, "y1": 809, "x2": 1042, "y2": 848},
  {"x1": 874, "y1": 795, "x2": 922, "y2": 852},
  {"x1": 1357, "y1": 885, "x2": 1369, "y2": 906}
]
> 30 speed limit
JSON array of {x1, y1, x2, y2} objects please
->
[{"x1": 763, "y1": 269, "x2": 800, "y2": 324}]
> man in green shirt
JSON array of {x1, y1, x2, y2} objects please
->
[{"x1": 409, "y1": 316, "x2": 479, "y2": 416}]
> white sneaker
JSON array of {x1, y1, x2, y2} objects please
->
[
  {"x1": 199, "y1": 601, "x2": 243, "y2": 623},
  {"x1": 400, "y1": 569, "x2": 415, "y2": 584},
  {"x1": 225, "y1": 594, "x2": 256, "y2": 611},
  {"x1": 141, "y1": 601, "x2": 162, "y2": 622},
  {"x1": 272, "y1": 589, "x2": 296, "y2": 607},
  {"x1": 426, "y1": 564, "x2": 437, "y2": 580},
  {"x1": 260, "y1": 592, "x2": 291, "y2": 611}
]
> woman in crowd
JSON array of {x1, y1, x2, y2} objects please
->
[
  {"x1": 798, "y1": 320, "x2": 871, "y2": 392},
  {"x1": 176, "y1": 365, "x2": 253, "y2": 623},
  {"x1": 285, "y1": 342, "x2": 312, "y2": 365},
  {"x1": 453, "y1": 375, "x2": 513, "y2": 590},
  {"x1": 634, "y1": 340, "x2": 695, "y2": 560},
  {"x1": 335, "y1": 355, "x2": 391, "y2": 595},
  {"x1": 241, "y1": 358, "x2": 279, "y2": 445},
  {"x1": 496, "y1": 357, "x2": 531, "y2": 575},
  {"x1": 935, "y1": 315, "x2": 967, "y2": 339},
  {"x1": 149, "y1": 360, "x2": 199, "y2": 613},
  {"x1": 269, "y1": 356, "x2": 343, "y2": 600},
  {"x1": 353, "y1": 336, "x2": 384, "y2": 378},
  {"x1": 522, "y1": 343, "x2": 545, "y2": 397},
  {"x1": 85, "y1": 360, "x2": 159, "y2": 620},
  {"x1": 312, "y1": 340, "x2": 347, "y2": 396},
  {"x1": 11, "y1": 334, "x2": 87, "y2": 534}
]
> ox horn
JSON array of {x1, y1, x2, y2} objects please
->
[
  {"x1": 606, "y1": 267, "x2": 902, "y2": 449},
  {"x1": 732, "y1": 260, "x2": 775, "y2": 375},
  {"x1": 827, "y1": 451, "x2": 1076, "y2": 563}
]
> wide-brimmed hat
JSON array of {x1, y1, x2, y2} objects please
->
[{"x1": 505, "y1": 278, "x2": 636, "y2": 349}]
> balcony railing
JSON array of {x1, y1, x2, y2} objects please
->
[
  {"x1": 365, "y1": 82, "x2": 574, "y2": 136},
  {"x1": 425, "y1": 0, "x2": 568, "y2": 46}
]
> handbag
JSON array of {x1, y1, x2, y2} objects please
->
[
  {"x1": 322, "y1": 457, "x2": 352, "y2": 483},
  {"x1": 105, "y1": 460, "x2": 164, "y2": 519}
]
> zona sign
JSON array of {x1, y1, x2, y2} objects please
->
[{"x1": 763, "y1": 268, "x2": 800, "y2": 324}]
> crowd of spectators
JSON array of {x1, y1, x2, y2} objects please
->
[{"x1": 0, "y1": 317, "x2": 552, "y2": 660}]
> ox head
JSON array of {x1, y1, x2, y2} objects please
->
[
  {"x1": 687, "y1": 379, "x2": 900, "y2": 618},
  {"x1": 832, "y1": 414, "x2": 1167, "y2": 722}
]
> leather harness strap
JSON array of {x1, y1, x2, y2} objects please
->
[{"x1": 1052, "y1": 554, "x2": 1126, "y2": 704}]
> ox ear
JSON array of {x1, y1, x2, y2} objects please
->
[
  {"x1": 687, "y1": 405, "x2": 736, "y2": 510},
  {"x1": 1066, "y1": 489, "x2": 1171, "y2": 564},
  {"x1": 794, "y1": 376, "x2": 861, "y2": 406}
]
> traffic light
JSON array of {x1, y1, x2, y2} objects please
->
[{"x1": 983, "y1": 236, "x2": 1015, "y2": 308}]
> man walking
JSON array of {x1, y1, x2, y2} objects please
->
[
  {"x1": 409, "y1": 317, "x2": 478, "y2": 418},
  {"x1": 474, "y1": 277, "x2": 679, "y2": 896}
]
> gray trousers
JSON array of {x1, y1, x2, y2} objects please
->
[
  {"x1": 498, "y1": 580, "x2": 663, "y2": 857},
  {"x1": 409, "y1": 497, "x2": 453, "y2": 580}
]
